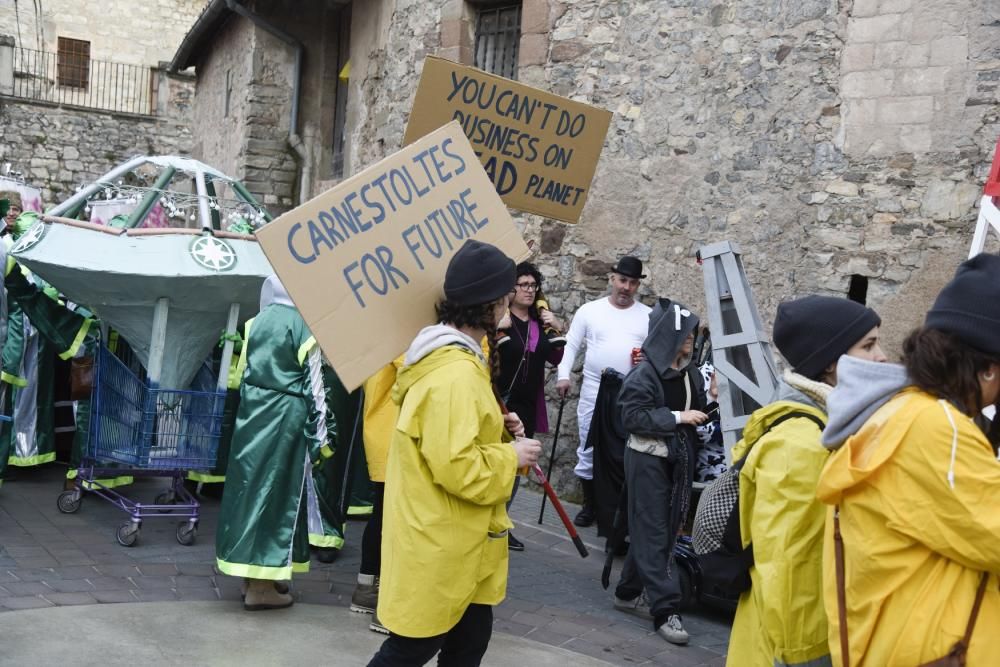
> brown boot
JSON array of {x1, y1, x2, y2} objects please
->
[
  {"x1": 243, "y1": 578, "x2": 294, "y2": 611},
  {"x1": 241, "y1": 578, "x2": 290, "y2": 600},
  {"x1": 350, "y1": 574, "x2": 378, "y2": 614}
]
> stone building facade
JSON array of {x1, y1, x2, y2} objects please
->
[
  {"x1": 175, "y1": 0, "x2": 1000, "y2": 495},
  {"x1": 0, "y1": 0, "x2": 204, "y2": 64},
  {"x1": 0, "y1": 0, "x2": 202, "y2": 203},
  {"x1": 343, "y1": 0, "x2": 999, "y2": 347},
  {"x1": 171, "y1": 0, "x2": 353, "y2": 213}
]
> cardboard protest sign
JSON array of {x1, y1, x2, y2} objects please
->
[
  {"x1": 255, "y1": 121, "x2": 530, "y2": 391},
  {"x1": 404, "y1": 56, "x2": 612, "y2": 224}
]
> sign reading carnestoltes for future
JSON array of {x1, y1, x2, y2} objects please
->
[
  {"x1": 255, "y1": 121, "x2": 530, "y2": 391},
  {"x1": 404, "y1": 57, "x2": 613, "y2": 224}
]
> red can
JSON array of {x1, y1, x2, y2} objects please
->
[{"x1": 631, "y1": 347, "x2": 642, "y2": 366}]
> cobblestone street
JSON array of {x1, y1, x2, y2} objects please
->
[{"x1": 0, "y1": 464, "x2": 730, "y2": 665}]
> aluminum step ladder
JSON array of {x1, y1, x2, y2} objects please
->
[
  {"x1": 970, "y1": 137, "x2": 1000, "y2": 259},
  {"x1": 699, "y1": 241, "x2": 779, "y2": 462}
]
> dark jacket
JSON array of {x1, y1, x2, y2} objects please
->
[{"x1": 618, "y1": 298, "x2": 705, "y2": 446}]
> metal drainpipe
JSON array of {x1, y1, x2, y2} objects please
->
[{"x1": 224, "y1": 0, "x2": 311, "y2": 205}]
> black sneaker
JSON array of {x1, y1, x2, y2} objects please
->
[
  {"x1": 508, "y1": 533, "x2": 525, "y2": 551},
  {"x1": 315, "y1": 547, "x2": 340, "y2": 563}
]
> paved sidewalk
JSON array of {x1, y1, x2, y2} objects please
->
[
  {"x1": 0, "y1": 602, "x2": 616, "y2": 666},
  {"x1": 0, "y1": 464, "x2": 731, "y2": 665}
]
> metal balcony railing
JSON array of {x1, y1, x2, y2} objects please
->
[{"x1": 10, "y1": 46, "x2": 155, "y2": 116}]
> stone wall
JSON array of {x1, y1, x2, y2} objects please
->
[
  {"x1": 240, "y1": 23, "x2": 299, "y2": 213},
  {"x1": 187, "y1": 12, "x2": 299, "y2": 210},
  {"x1": 340, "y1": 0, "x2": 1000, "y2": 498},
  {"x1": 0, "y1": 94, "x2": 194, "y2": 204},
  {"x1": 188, "y1": 2, "x2": 354, "y2": 215},
  {"x1": 842, "y1": 0, "x2": 980, "y2": 157},
  {"x1": 342, "y1": 0, "x2": 394, "y2": 179},
  {"x1": 831, "y1": 0, "x2": 1000, "y2": 353},
  {"x1": 189, "y1": 15, "x2": 257, "y2": 194}
]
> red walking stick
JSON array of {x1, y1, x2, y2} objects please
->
[
  {"x1": 530, "y1": 463, "x2": 588, "y2": 558},
  {"x1": 492, "y1": 387, "x2": 588, "y2": 558}
]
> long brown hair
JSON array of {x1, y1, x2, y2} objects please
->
[
  {"x1": 903, "y1": 327, "x2": 999, "y2": 415},
  {"x1": 436, "y1": 296, "x2": 505, "y2": 385}
]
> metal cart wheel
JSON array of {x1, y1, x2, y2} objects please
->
[
  {"x1": 56, "y1": 490, "x2": 83, "y2": 514},
  {"x1": 154, "y1": 490, "x2": 176, "y2": 513},
  {"x1": 176, "y1": 521, "x2": 197, "y2": 546},
  {"x1": 116, "y1": 522, "x2": 140, "y2": 547}
]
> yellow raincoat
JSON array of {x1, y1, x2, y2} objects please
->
[
  {"x1": 378, "y1": 343, "x2": 518, "y2": 638},
  {"x1": 362, "y1": 356, "x2": 404, "y2": 483},
  {"x1": 817, "y1": 388, "x2": 1000, "y2": 666},
  {"x1": 727, "y1": 399, "x2": 831, "y2": 667}
]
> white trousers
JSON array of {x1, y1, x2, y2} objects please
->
[{"x1": 572, "y1": 377, "x2": 600, "y2": 480}]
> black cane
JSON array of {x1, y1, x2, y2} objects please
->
[{"x1": 537, "y1": 397, "x2": 565, "y2": 524}]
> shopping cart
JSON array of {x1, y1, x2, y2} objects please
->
[{"x1": 56, "y1": 344, "x2": 226, "y2": 547}]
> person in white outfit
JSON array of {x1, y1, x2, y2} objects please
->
[{"x1": 557, "y1": 256, "x2": 651, "y2": 526}]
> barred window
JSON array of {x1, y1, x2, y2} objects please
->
[
  {"x1": 57, "y1": 37, "x2": 90, "y2": 89},
  {"x1": 474, "y1": 4, "x2": 522, "y2": 80}
]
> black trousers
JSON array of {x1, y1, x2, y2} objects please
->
[
  {"x1": 367, "y1": 604, "x2": 493, "y2": 667},
  {"x1": 614, "y1": 448, "x2": 682, "y2": 624},
  {"x1": 360, "y1": 482, "x2": 386, "y2": 576}
]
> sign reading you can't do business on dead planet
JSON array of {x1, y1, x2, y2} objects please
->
[
  {"x1": 255, "y1": 121, "x2": 530, "y2": 391},
  {"x1": 404, "y1": 56, "x2": 612, "y2": 225}
]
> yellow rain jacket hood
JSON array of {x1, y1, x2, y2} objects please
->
[
  {"x1": 378, "y1": 324, "x2": 518, "y2": 638},
  {"x1": 817, "y1": 356, "x2": 1000, "y2": 666},
  {"x1": 727, "y1": 373, "x2": 831, "y2": 667}
]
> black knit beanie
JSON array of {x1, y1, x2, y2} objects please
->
[
  {"x1": 444, "y1": 240, "x2": 515, "y2": 306},
  {"x1": 925, "y1": 253, "x2": 1000, "y2": 358},
  {"x1": 773, "y1": 295, "x2": 882, "y2": 380}
]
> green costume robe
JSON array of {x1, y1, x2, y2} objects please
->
[
  {"x1": 0, "y1": 259, "x2": 91, "y2": 480},
  {"x1": 0, "y1": 307, "x2": 55, "y2": 469},
  {"x1": 228, "y1": 317, "x2": 354, "y2": 552},
  {"x1": 306, "y1": 366, "x2": 360, "y2": 550},
  {"x1": 215, "y1": 289, "x2": 330, "y2": 581}
]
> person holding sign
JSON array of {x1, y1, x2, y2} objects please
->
[
  {"x1": 368, "y1": 240, "x2": 542, "y2": 666},
  {"x1": 215, "y1": 276, "x2": 334, "y2": 611},
  {"x1": 556, "y1": 256, "x2": 651, "y2": 527}
]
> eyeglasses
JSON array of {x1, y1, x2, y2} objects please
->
[{"x1": 514, "y1": 283, "x2": 539, "y2": 292}]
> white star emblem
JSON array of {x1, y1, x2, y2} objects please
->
[
  {"x1": 12, "y1": 222, "x2": 46, "y2": 253},
  {"x1": 190, "y1": 236, "x2": 236, "y2": 272}
]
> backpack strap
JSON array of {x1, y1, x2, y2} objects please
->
[
  {"x1": 765, "y1": 410, "x2": 826, "y2": 433},
  {"x1": 732, "y1": 410, "x2": 826, "y2": 472},
  {"x1": 954, "y1": 573, "x2": 990, "y2": 659}
]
